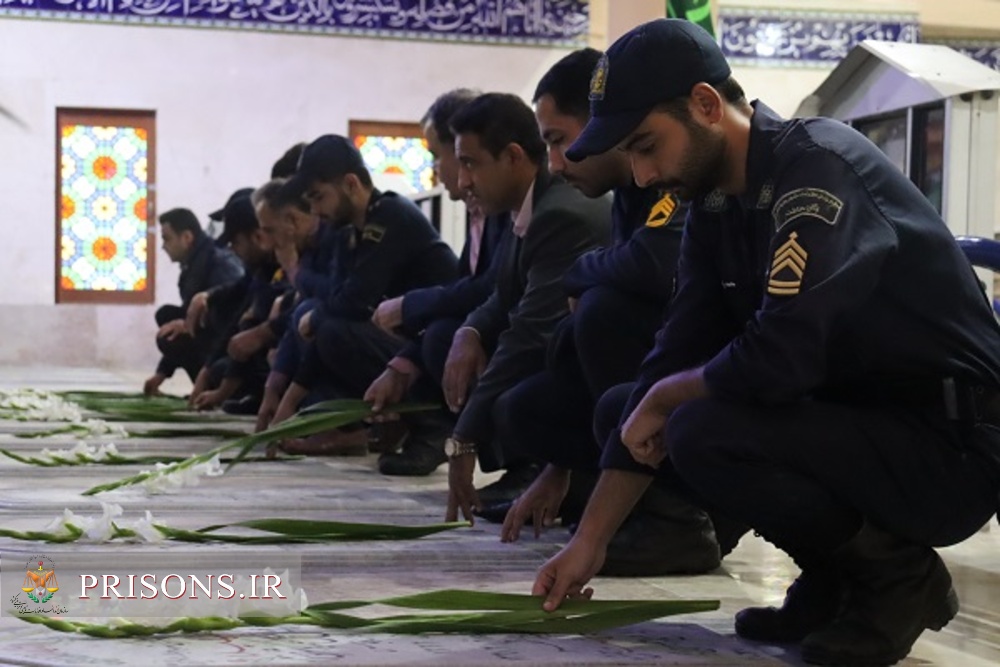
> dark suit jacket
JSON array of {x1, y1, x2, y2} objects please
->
[
  {"x1": 454, "y1": 170, "x2": 612, "y2": 465},
  {"x1": 399, "y1": 211, "x2": 513, "y2": 336},
  {"x1": 178, "y1": 234, "x2": 244, "y2": 308}
]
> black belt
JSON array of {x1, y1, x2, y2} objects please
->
[
  {"x1": 817, "y1": 378, "x2": 1000, "y2": 427},
  {"x1": 949, "y1": 379, "x2": 1000, "y2": 427}
]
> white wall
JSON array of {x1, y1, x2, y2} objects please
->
[{"x1": 0, "y1": 18, "x2": 570, "y2": 370}]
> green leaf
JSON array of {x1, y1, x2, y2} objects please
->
[
  {"x1": 80, "y1": 401, "x2": 438, "y2": 494},
  {"x1": 223, "y1": 401, "x2": 437, "y2": 470},
  {"x1": 218, "y1": 518, "x2": 468, "y2": 539},
  {"x1": 17, "y1": 591, "x2": 720, "y2": 638},
  {"x1": 132, "y1": 427, "x2": 249, "y2": 439}
]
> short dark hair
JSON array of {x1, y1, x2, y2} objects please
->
[
  {"x1": 421, "y1": 88, "x2": 479, "y2": 146},
  {"x1": 657, "y1": 76, "x2": 748, "y2": 120},
  {"x1": 254, "y1": 178, "x2": 309, "y2": 213},
  {"x1": 532, "y1": 48, "x2": 602, "y2": 121},
  {"x1": 271, "y1": 143, "x2": 306, "y2": 179},
  {"x1": 159, "y1": 208, "x2": 204, "y2": 237},
  {"x1": 450, "y1": 93, "x2": 547, "y2": 166}
]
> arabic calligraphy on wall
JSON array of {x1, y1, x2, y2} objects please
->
[
  {"x1": 0, "y1": 0, "x2": 588, "y2": 45},
  {"x1": 937, "y1": 41, "x2": 1000, "y2": 72},
  {"x1": 718, "y1": 9, "x2": 920, "y2": 67}
]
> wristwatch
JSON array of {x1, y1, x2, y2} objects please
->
[{"x1": 444, "y1": 437, "x2": 477, "y2": 459}]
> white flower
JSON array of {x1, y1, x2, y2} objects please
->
[
  {"x1": 97, "y1": 443, "x2": 120, "y2": 458},
  {"x1": 75, "y1": 419, "x2": 129, "y2": 438},
  {"x1": 42, "y1": 508, "x2": 84, "y2": 538},
  {"x1": 138, "y1": 455, "x2": 224, "y2": 495},
  {"x1": 36, "y1": 442, "x2": 106, "y2": 464},
  {"x1": 0, "y1": 390, "x2": 83, "y2": 421},
  {"x1": 234, "y1": 568, "x2": 307, "y2": 618},
  {"x1": 79, "y1": 502, "x2": 124, "y2": 541},
  {"x1": 130, "y1": 510, "x2": 166, "y2": 543}
]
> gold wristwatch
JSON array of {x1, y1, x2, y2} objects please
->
[{"x1": 444, "y1": 437, "x2": 477, "y2": 459}]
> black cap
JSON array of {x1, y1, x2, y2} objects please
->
[
  {"x1": 281, "y1": 134, "x2": 367, "y2": 199},
  {"x1": 209, "y1": 187, "x2": 255, "y2": 222},
  {"x1": 215, "y1": 195, "x2": 259, "y2": 247},
  {"x1": 566, "y1": 19, "x2": 731, "y2": 161}
]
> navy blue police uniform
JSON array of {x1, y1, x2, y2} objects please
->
[
  {"x1": 294, "y1": 190, "x2": 458, "y2": 398},
  {"x1": 598, "y1": 101, "x2": 1000, "y2": 663},
  {"x1": 269, "y1": 221, "x2": 343, "y2": 382}
]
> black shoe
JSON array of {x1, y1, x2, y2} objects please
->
[
  {"x1": 735, "y1": 570, "x2": 843, "y2": 643},
  {"x1": 600, "y1": 511, "x2": 721, "y2": 576},
  {"x1": 476, "y1": 463, "x2": 541, "y2": 507},
  {"x1": 221, "y1": 394, "x2": 262, "y2": 416},
  {"x1": 378, "y1": 441, "x2": 446, "y2": 476},
  {"x1": 801, "y1": 524, "x2": 959, "y2": 666},
  {"x1": 474, "y1": 500, "x2": 517, "y2": 525}
]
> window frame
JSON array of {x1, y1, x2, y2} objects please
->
[{"x1": 55, "y1": 107, "x2": 156, "y2": 305}]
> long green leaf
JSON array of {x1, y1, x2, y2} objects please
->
[
  {"x1": 207, "y1": 518, "x2": 468, "y2": 540},
  {"x1": 223, "y1": 401, "x2": 437, "y2": 470},
  {"x1": 17, "y1": 590, "x2": 719, "y2": 637},
  {"x1": 80, "y1": 401, "x2": 438, "y2": 494},
  {"x1": 133, "y1": 427, "x2": 249, "y2": 439}
]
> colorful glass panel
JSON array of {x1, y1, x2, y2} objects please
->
[
  {"x1": 59, "y1": 124, "x2": 148, "y2": 292},
  {"x1": 353, "y1": 135, "x2": 435, "y2": 193}
]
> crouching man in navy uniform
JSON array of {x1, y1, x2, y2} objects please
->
[{"x1": 533, "y1": 19, "x2": 1000, "y2": 667}]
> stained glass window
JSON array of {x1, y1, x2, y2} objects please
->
[
  {"x1": 57, "y1": 109, "x2": 155, "y2": 304},
  {"x1": 349, "y1": 121, "x2": 434, "y2": 194}
]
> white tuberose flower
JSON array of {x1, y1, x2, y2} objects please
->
[
  {"x1": 138, "y1": 454, "x2": 224, "y2": 495},
  {"x1": 131, "y1": 510, "x2": 166, "y2": 543},
  {"x1": 82, "y1": 502, "x2": 125, "y2": 541},
  {"x1": 75, "y1": 419, "x2": 129, "y2": 439},
  {"x1": 42, "y1": 505, "x2": 166, "y2": 543},
  {"x1": 0, "y1": 390, "x2": 83, "y2": 421}
]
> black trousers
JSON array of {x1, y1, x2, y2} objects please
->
[
  {"x1": 666, "y1": 397, "x2": 1000, "y2": 558},
  {"x1": 420, "y1": 317, "x2": 463, "y2": 386},
  {"x1": 155, "y1": 304, "x2": 210, "y2": 382},
  {"x1": 222, "y1": 317, "x2": 272, "y2": 398},
  {"x1": 301, "y1": 318, "x2": 406, "y2": 397},
  {"x1": 500, "y1": 287, "x2": 664, "y2": 470}
]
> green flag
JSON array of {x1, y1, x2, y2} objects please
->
[{"x1": 667, "y1": 0, "x2": 714, "y2": 37}]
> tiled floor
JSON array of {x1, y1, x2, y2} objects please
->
[{"x1": 0, "y1": 366, "x2": 998, "y2": 666}]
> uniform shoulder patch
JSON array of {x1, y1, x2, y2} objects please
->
[
  {"x1": 773, "y1": 187, "x2": 843, "y2": 231},
  {"x1": 768, "y1": 231, "x2": 808, "y2": 297},
  {"x1": 361, "y1": 224, "x2": 386, "y2": 244},
  {"x1": 757, "y1": 180, "x2": 774, "y2": 209},
  {"x1": 645, "y1": 193, "x2": 678, "y2": 228},
  {"x1": 702, "y1": 189, "x2": 728, "y2": 212}
]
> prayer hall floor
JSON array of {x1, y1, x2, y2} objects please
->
[{"x1": 0, "y1": 365, "x2": 997, "y2": 666}]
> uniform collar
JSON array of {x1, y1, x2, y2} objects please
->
[
  {"x1": 741, "y1": 100, "x2": 785, "y2": 211},
  {"x1": 365, "y1": 188, "x2": 384, "y2": 216}
]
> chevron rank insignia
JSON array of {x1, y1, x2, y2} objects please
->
[
  {"x1": 768, "y1": 232, "x2": 807, "y2": 296},
  {"x1": 646, "y1": 193, "x2": 678, "y2": 227}
]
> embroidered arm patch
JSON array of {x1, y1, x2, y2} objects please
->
[
  {"x1": 773, "y1": 188, "x2": 843, "y2": 231},
  {"x1": 768, "y1": 231, "x2": 807, "y2": 296}
]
